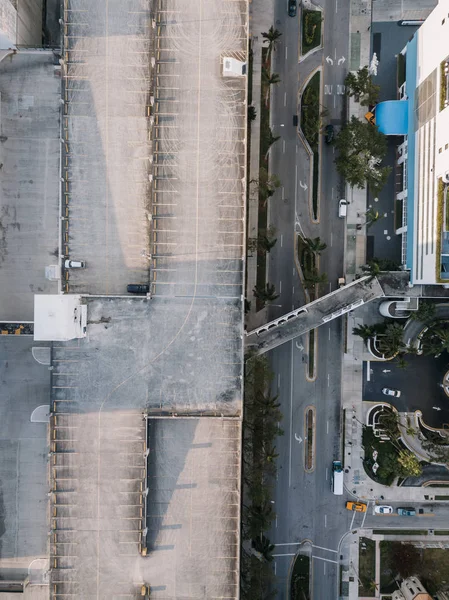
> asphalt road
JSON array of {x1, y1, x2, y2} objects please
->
[
  {"x1": 363, "y1": 354, "x2": 449, "y2": 429},
  {"x1": 265, "y1": 1, "x2": 350, "y2": 599}
]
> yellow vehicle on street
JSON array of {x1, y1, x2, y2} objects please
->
[{"x1": 345, "y1": 501, "x2": 367, "y2": 513}]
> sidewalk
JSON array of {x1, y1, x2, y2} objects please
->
[
  {"x1": 245, "y1": 0, "x2": 273, "y2": 332},
  {"x1": 344, "y1": 0, "x2": 372, "y2": 281}
]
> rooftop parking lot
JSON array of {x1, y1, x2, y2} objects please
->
[
  {"x1": 0, "y1": 52, "x2": 60, "y2": 321},
  {"x1": 0, "y1": 338, "x2": 49, "y2": 581},
  {"x1": 62, "y1": 0, "x2": 152, "y2": 295},
  {"x1": 50, "y1": 295, "x2": 242, "y2": 598},
  {"x1": 150, "y1": 0, "x2": 247, "y2": 301},
  {"x1": 50, "y1": 411, "x2": 240, "y2": 599}
]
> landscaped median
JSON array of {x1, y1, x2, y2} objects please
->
[
  {"x1": 291, "y1": 552, "x2": 311, "y2": 600},
  {"x1": 300, "y1": 71, "x2": 321, "y2": 221},
  {"x1": 301, "y1": 9, "x2": 322, "y2": 56},
  {"x1": 304, "y1": 406, "x2": 315, "y2": 472}
]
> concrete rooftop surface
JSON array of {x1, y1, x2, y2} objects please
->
[
  {"x1": 49, "y1": 298, "x2": 242, "y2": 598},
  {"x1": 0, "y1": 338, "x2": 49, "y2": 582},
  {"x1": 0, "y1": 51, "x2": 60, "y2": 321},
  {"x1": 50, "y1": 0, "x2": 247, "y2": 595}
]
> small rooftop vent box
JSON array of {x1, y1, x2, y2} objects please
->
[{"x1": 222, "y1": 57, "x2": 246, "y2": 77}]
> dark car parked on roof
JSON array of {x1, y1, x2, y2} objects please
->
[{"x1": 127, "y1": 284, "x2": 149, "y2": 294}]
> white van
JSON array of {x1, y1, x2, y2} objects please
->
[
  {"x1": 338, "y1": 199, "x2": 348, "y2": 218},
  {"x1": 331, "y1": 460, "x2": 344, "y2": 495}
]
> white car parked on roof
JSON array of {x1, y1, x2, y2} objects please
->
[{"x1": 374, "y1": 505, "x2": 393, "y2": 514}]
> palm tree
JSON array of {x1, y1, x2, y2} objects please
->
[
  {"x1": 395, "y1": 356, "x2": 408, "y2": 370},
  {"x1": 410, "y1": 300, "x2": 436, "y2": 322},
  {"x1": 246, "y1": 502, "x2": 275, "y2": 535},
  {"x1": 376, "y1": 323, "x2": 405, "y2": 357},
  {"x1": 252, "y1": 535, "x2": 275, "y2": 562},
  {"x1": 433, "y1": 326, "x2": 449, "y2": 353},
  {"x1": 263, "y1": 128, "x2": 281, "y2": 158},
  {"x1": 361, "y1": 261, "x2": 381, "y2": 282},
  {"x1": 422, "y1": 322, "x2": 449, "y2": 356},
  {"x1": 304, "y1": 236, "x2": 327, "y2": 255},
  {"x1": 258, "y1": 235, "x2": 277, "y2": 253},
  {"x1": 264, "y1": 446, "x2": 279, "y2": 464},
  {"x1": 262, "y1": 71, "x2": 281, "y2": 86},
  {"x1": 304, "y1": 269, "x2": 328, "y2": 289},
  {"x1": 261, "y1": 26, "x2": 282, "y2": 61},
  {"x1": 352, "y1": 324, "x2": 376, "y2": 342},
  {"x1": 262, "y1": 69, "x2": 281, "y2": 103},
  {"x1": 253, "y1": 283, "x2": 279, "y2": 303},
  {"x1": 360, "y1": 207, "x2": 383, "y2": 229}
]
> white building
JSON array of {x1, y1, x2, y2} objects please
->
[
  {"x1": 376, "y1": 0, "x2": 449, "y2": 284},
  {"x1": 392, "y1": 576, "x2": 432, "y2": 600}
]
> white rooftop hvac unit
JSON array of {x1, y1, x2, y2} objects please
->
[{"x1": 222, "y1": 57, "x2": 246, "y2": 77}]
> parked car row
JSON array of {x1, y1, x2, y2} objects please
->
[
  {"x1": 63, "y1": 260, "x2": 150, "y2": 295},
  {"x1": 345, "y1": 502, "x2": 418, "y2": 517}
]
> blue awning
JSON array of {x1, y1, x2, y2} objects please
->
[{"x1": 375, "y1": 100, "x2": 409, "y2": 135}]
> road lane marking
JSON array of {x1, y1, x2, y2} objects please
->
[
  {"x1": 276, "y1": 516, "x2": 278, "y2": 528},
  {"x1": 281, "y1": 234, "x2": 283, "y2": 247},
  {"x1": 325, "y1": 467, "x2": 328, "y2": 480},
  {"x1": 284, "y1": 91, "x2": 287, "y2": 106},
  {"x1": 282, "y1": 186, "x2": 285, "y2": 200},
  {"x1": 330, "y1": 232, "x2": 333, "y2": 246},
  {"x1": 366, "y1": 360, "x2": 371, "y2": 381},
  {"x1": 293, "y1": 267, "x2": 295, "y2": 276},
  {"x1": 324, "y1": 514, "x2": 327, "y2": 527},
  {"x1": 294, "y1": 164, "x2": 298, "y2": 215},
  {"x1": 331, "y1": 187, "x2": 334, "y2": 199},
  {"x1": 275, "y1": 542, "x2": 301, "y2": 546},
  {"x1": 296, "y1": 144, "x2": 298, "y2": 154},
  {"x1": 278, "y1": 374, "x2": 281, "y2": 387},
  {"x1": 285, "y1": 46, "x2": 288, "y2": 60},
  {"x1": 333, "y1": 95, "x2": 336, "y2": 108},
  {"x1": 328, "y1": 328, "x2": 331, "y2": 341},
  {"x1": 324, "y1": 563, "x2": 326, "y2": 574},
  {"x1": 327, "y1": 374, "x2": 330, "y2": 387},
  {"x1": 292, "y1": 286, "x2": 294, "y2": 294},
  {"x1": 273, "y1": 553, "x2": 296, "y2": 557},
  {"x1": 312, "y1": 545, "x2": 338, "y2": 553},
  {"x1": 274, "y1": 561, "x2": 277, "y2": 575},
  {"x1": 361, "y1": 509, "x2": 368, "y2": 528},
  {"x1": 350, "y1": 510, "x2": 356, "y2": 530},
  {"x1": 326, "y1": 420, "x2": 329, "y2": 434},
  {"x1": 313, "y1": 555, "x2": 338, "y2": 564},
  {"x1": 279, "y1": 280, "x2": 282, "y2": 293},
  {"x1": 289, "y1": 340, "x2": 294, "y2": 487},
  {"x1": 336, "y1": 0, "x2": 338, "y2": 12},
  {"x1": 283, "y1": 139, "x2": 286, "y2": 153}
]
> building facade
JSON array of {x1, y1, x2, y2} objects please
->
[
  {"x1": 392, "y1": 576, "x2": 432, "y2": 600},
  {"x1": 377, "y1": 0, "x2": 449, "y2": 284}
]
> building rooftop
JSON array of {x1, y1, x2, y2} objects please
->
[{"x1": 0, "y1": 51, "x2": 60, "y2": 321}]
